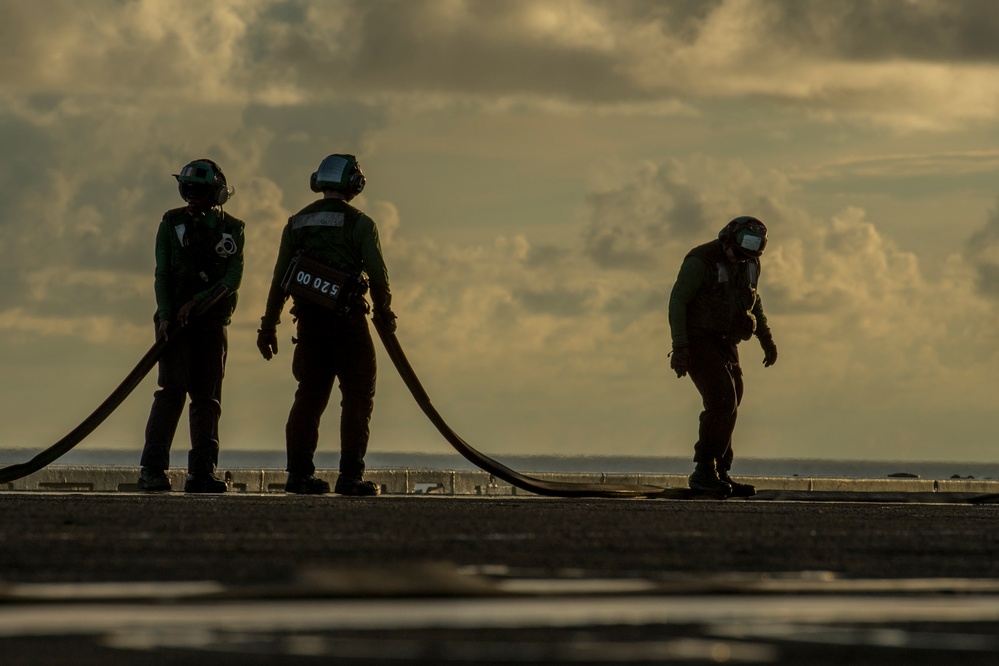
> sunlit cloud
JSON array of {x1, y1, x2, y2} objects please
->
[{"x1": 2, "y1": 0, "x2": 999, "y2": 461}]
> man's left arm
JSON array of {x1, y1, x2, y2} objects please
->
[
  {"x1": 355, "y1": 215, "x2": 395, "y2": 332},
  {"x1": 752, "y1": 294, "x2": 777, "y2": 367}
]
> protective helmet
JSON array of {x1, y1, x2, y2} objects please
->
[
  {"x1": 719, "y1": 216, "x2": 768, "y2": 259},
  {"x1": 310, "y1": 154, "x2": 366, "y2": 198},
  {"x1": 174, "y1": 158, "x2": 233, "y2": 206}
]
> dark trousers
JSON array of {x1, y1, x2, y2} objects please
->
[
  {"x1": 140, "y1": 321, "x2": 228, "y2": 475},
  {"x1": 688, "y1": 337, "x2": 743, "y2": 471},
  {"x1": 285, "y1": 308, "x2": 376, "y2": 478}
]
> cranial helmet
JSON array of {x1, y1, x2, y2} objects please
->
[
  {"x1": 310, "y1": 154, "x2": 366, "y2": 199},
  {"x1": 719, "y1": 216, "x2": 768, "y2": 259},
  {"x1": 174, "y1": 158, "x2": 233, "y2": 206}
]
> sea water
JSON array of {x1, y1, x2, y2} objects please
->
[{"x1": 0, "y1": 448, "x2": 996, "y2": 480}]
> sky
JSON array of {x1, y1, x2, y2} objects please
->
[{"x1": 1, "y1": 0, "x2": 999, "y2": 468}]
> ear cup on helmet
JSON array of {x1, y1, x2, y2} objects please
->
[
  {"x1": 348, "y1": 167, "x2": 366, "y2": 197},
  {"x1": 203, "y1": 159, "x2": 230, "y2": 205}
]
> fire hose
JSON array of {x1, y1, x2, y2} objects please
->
[
  {"x1": 0, "y1": 287, "x2": 231, "y2": 485},
  {"x1": 0, "y1": 302, "x2": 666, "y2": 497}
]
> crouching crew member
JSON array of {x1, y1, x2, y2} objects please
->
[
  {"x1": 257, "y1": 153, "x2": 395, "y2": 496},
  {"x1": 668, "y1": 216, "x2": 778, "y2": 498}
]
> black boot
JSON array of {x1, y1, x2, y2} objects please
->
[
  {"x1": 718, "y1": 469, "x2": 756, "y2": 497},
  {"x1": 334, "y1": 475, "x2": 380, "y2": 496},
  {"x1": 688, "y1": 461, "x2": 732, "y2": 498},
  {"x1": 138, "y1": 467, "x2": 171, "y2": 492},
  {"x1": 285, "y1": 473, "x2": 331, "y2": 495},
  {"x1": 184, "y1": 472, "x2": 228, "y2": 494}
]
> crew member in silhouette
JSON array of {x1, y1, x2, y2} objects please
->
[
  {"x1": 138, "y1": 159, "x2": 244, "y2": 493},
  {"x1": 257, "y1": 154, "x2": 395, "y2": 496},
  {"x1": 668, "y1": 216, "x2": 778, "y2": 498}
]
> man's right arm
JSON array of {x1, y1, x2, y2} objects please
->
[
  {"x1": 260, "y1": 223, "x2": 293, "y2": 330},
  {"x1": 153, "y1": 219, "x2": 174, "y2": 323},
  {"x1": 667, "y1": 257, "x2": 709, "y2": 347}
]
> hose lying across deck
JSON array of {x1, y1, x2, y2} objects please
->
[
  {"x1": 372, "y1": 321, "x2": 664, "y2": 498},
  {"x1": 0, "y1": 310, "x2": 666, "y2": 498},
  {"x1": 0, "y1": 286, "x2": 233, "y2": 485}
]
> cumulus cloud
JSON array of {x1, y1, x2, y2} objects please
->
[
  {"x1": 965, "y1": 199, "x2": 999, "y2": 300},
  {"x1": 7, "y1": 0, "x2": 999, "y2": 126},
  {"x1": 2, "y1": 1, "x2": 999, "y2": 461}
]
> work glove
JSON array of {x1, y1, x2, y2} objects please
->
[
  {"x1": 669, "y1": 343, "x2": 690, "y2": 378},
  {"x1": 176, "y1": 298, "x2": 199, "y2": 327},
  {"x1": 759, "y1": 334, "x2": 778, "y2": 367},
  {"x1": 156, "y1": 319, "x2": 172, "y2": 342},
  {"x1": 257, "y1": 327, "x2": 279, "y2": 361},
  {"x1": 372, "y1": 306, "x2": 397, "y2": 334}
]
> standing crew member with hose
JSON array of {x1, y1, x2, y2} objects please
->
[
  {"x1": 138, "y1": 159, "x2": 244, "y2": 493},
  {"x1": 257, "y1": 153, "x2": 395, "y2": 496},
  {"x1": 668, "y1": 216, "x2": 778, "y2": 498}
]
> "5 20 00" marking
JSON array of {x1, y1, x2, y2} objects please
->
[{"x1": 294, "y1": 270, "x2": 341, "y2": 298}]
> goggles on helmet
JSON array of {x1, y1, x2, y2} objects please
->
[{"x1": 722, "y1": 216, "x2": 768, "y2": 259}]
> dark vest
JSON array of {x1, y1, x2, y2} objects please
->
[
  {"x1": 163, "y1": 206, "x2": 242, "y2": 322},
  {"x1": 685, "y1": 239, "x2": 761, "y2": 341},
  {"x1": 287, "y1": 199, "x2": 364, "y2": 275}
]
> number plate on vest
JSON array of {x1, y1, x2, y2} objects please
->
[{"x1": 281, "y1": 254, "x2": 354, "y2": 310}]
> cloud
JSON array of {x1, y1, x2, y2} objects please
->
[
  {"x1": 772, "y1": 0, "x2": 999, "y2": 62},
  {"x1": 7, "y1": 0, "x2": 999, "y2": 130},
  {"x1": 2, "y1": 1, "x2": 999, "y2": 461},
  {"x1": 965, "y1": 199, "x2": 999, "y2": 300}
]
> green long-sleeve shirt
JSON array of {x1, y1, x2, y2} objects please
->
[
  {"x1": 261, "y1": 198, "x2": 390, "y2": 328},
  {"x1": 154, "y1": 206, "x2": 244, "y2": 325}
]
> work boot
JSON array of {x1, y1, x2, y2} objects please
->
[
  {"x1": 137, "y1": 467, "x2": 171, "y2": 492},
  {"x1": 184, "y1": 473, "x2": 228, "y2": 494},
  {"x1": 334, "y1": 476, "x2": 380, "y2": 497},
  {"x1": 718, "y1": 470, "x2": 756, "y2": 497},
  {"x1": 688, "y1": 462, "x2": 732, "y2": 498},
  {"x1": 285, "y1": 473, "x2": 331, "y2": 495}
]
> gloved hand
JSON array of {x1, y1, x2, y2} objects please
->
[
  {"x1": 759, "y1": 334, "x2": 778, "y2": 367},
  {"x1": 369, "y1": 284, "x2": 397, "y2": 334},
  {"x1": 257, "y1": 327, "x2": 279, "y2": 360},
  {"x1": 177, "y1": 298, "x2": 199, "y2": 327},
  {"x1": 669, "y1": 343, "x2": 690, "y2": 378},
  {"x1": 156, "y1": 319, "x2": 172, "y2": 342},
  {"x1": 372, "y1": 307, "x2": 397, "y2": 334}
]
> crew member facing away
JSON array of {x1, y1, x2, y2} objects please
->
[
  {"x1": 668, "y1": 216, "x2": 778, "y2": 498},
  {"x1": 138, "y1": 159, "x2": 244, "y2": 493},
  {"x1": 257, "y1": 154, "x2": 395, "y2": 496}
]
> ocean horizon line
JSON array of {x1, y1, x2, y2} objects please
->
[{"x1": 1, "y1": 448, "x2": 997, "y2": 480}]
